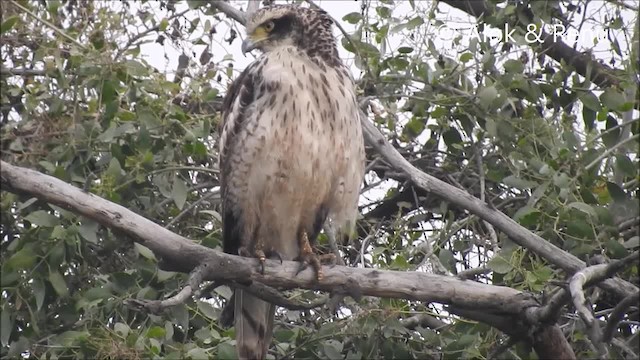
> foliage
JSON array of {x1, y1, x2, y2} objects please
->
[{"x1": 1, "y1": 0, "x2": 638, "y2": 359}]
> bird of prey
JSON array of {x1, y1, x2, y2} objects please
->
[{"x1": 218, "y1": 4, "x2": 365, "y2": 359}]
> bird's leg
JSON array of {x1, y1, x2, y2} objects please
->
[
  {"x1": 238, "y1": 243, "x2": 283, "y2": 275},
  {"x1": 239, "y1": 241, "x2": 267, "y2": 274},
  {"x1": 295, "y1": 231, "x2": 336, "y2": 280}
]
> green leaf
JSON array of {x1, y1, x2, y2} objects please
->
[
  {"x1": 606, "y1": 239, "x2": 627, "y2": 258},
  {"x1": 54, "y1": 330, "x2": 89, "y2": 346},
  {"x1": 443, "y1": 128, "x2": 463, "y2": 147},
  {"x1": 32, "y1": 279, "x2": 46, "y2": 311},
  {"x1": 1, "y1": 310, "x2": 12, "y2": 346},
  {"x1": 567, "y1": 202, "x2": 597, "y2": 218},
  {"x1": 114, "y1": 322, "x2": 130, "y2": 337},
  {"x1": 477, "y1": 86, "x2": 498, "y2": 106},
  {"x1": 606, "y1": 182, "x2": 628, "y2": 202},
  {"x1": 78, "y1": 220, "x2": 99, "y2": 244},
  {"x1": 134, "y1": 243, "x2": 157, "y2": 261},
  {"x1": 100, "y1": 80, "x2": 117, "y2": 103},
  {"x1": 5, "y1": 248, "x2": 37, "y2": 270},
  {"x1": 438, "y1": 249, "x2": 456, "y2": 272},
  {"x1": 323, "y1": 340, "x2": 343, "y2": 359},
  {"x1": 204, "y1": 88, "x2": 219, "y2": 101},
  {"x1": 407, "y1": 16, "x2": 424, "y2": 30},
  {"x1": 460, "y1": 52, "x2": 473, "y2": 63},
  {"x1": 147, "y1": 326, "x2": 166, "y2": 339},
  {"x1": 503, "y1": 59, "x2": 524, "y2": 73},
  {"x1": 600, "y1": 88, "x2": 625, "y2": 111},
  {"x1": 0, "y1": 16, "x2": 18, "y2": 34},
  {"x1": 579, "y1": 91, "x2": 601, "y2": 111},
  {"x1": 397, "y1": 46, "x2": 414, "y2": 54},
  {"x1": 342, "y1": 12, "x2": 362, "y2": 24},
  {"x1": 615, "y1": 154, "x2": 636, "y2": 177},
  {"x1": 513, "y1": 206, "x2": 541, "y2": 227},
  {"x1": 487, "y1": 255, "x2": 512, "y2": 274},
  {"x1": 49, "y1": 271, "x2": 69, "y2": 297},
  {"x1": 404, "y1": 117, "x2": 425, "y2": 137},
  {"x1": 124, "y1": 60, "x2": 149, "y2": 77},
  {"x1": 197, "y1": 300, "x2": 217, "y2": 320},
  {"x1": 216, "y1": 342, "x2": 236, "y2": 359},
  {"x1": 83, "y1": 287, "x2": 112, "y2": 301},
  {"x1": 159, "y1": 18, "x2": 169, "y2": 31},
  {"x1": 172, "y1": 178, "x2": 188, "y2": 210},
  {"x1": 106, "y1": 157, "x2": 123, "y2": 179},
  {"x1": 138, "y1": 108, "x2": 160, "y2": 128},
  {"x1": 24, "y1": 210, "x2": 59, "y2": 227},
  {"x1": 503, "y1": 175, "x2": 537, "y2": 189},
  {"x1": 602, "y1": 116, "x2": 621, "y2": 148}
]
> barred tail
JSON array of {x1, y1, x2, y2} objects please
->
[{"x1": 234, "y1": 289, "x2": 275, "y2": 360}]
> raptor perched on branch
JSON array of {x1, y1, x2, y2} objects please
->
[{"x1": 218, "y1": 4, "x2": 365, "y2": 359}]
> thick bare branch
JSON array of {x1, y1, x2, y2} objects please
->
[{"x1": 0, "y1": 160, "x2": 539, "y2": 315}]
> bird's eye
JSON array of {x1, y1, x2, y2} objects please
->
[{"x1": 264, "y1": 21, "x2": 275, "y2": 32}]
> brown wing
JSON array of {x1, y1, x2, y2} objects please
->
[{"x1": 219, "y1": 63, "x2": 258, "y2": 256}]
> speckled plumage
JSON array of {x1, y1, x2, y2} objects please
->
[{"x1": 219, "y1": 5, "x2": 365, "y2": 359}]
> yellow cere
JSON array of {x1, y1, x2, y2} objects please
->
[{"x1": 251, "y1": 26, "x2": 269, "y2": 42}]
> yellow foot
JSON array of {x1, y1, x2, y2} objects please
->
[
  {"x1": 295, "y1": 232, "x2": 336, "y2": 280},
  {"x1": 239, "y1": 246, "x2": 283, "y2": 274}
]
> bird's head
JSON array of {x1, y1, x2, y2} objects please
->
[{"x1": 242, "y1": 5, "x2": 337, "y2": 62}]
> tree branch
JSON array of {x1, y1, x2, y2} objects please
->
[
  {"x1": 209, "y1": 1, "x2": 248, "y2": 25},
  {"x1": 603, "y1": 291, "x2": 640, "y2": 343},
  {"x1": 0, "y1": 160, "x2": 540, "y2": 315},
  {"x1": 569, "y1": 265, "x2": 609, "y2": 359},
  {"x1": 359, "y1": 115, "x2": 638, "y2": 300},
  {"x1": 442, "y1": 0, "x2": 626, "y2": 90}
]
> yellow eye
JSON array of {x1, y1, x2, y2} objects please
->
[{"x1": 264, "y1": 21, "x2": 275, "y2": 32}]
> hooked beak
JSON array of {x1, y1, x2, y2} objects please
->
[{"x1": 241, "y1": 38, "x2": 257, "y2": 55}]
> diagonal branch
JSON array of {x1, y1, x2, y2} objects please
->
[
  {"x1": 359, "y1": 115, "x2": 638, "y2": 300},
  {"x1": 603, "y1": 291, "x2": 640, "y2": 343},
  {"x1": 442, "y1": 0, "x2": 626, "y2": 90}
]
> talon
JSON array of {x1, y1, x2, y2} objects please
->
[
  {"x1": 296, "y1": 231, "x2": 325, "y2": 281},
  {"x1": 255, "y1": 249, "x2": 266, "y2": 274},
  {"x1": 295, "y1": 260, "x2": 309, "y2": 276},
  {"x1": 265, "y1": 249, "x2": 284, "y2": 264}
]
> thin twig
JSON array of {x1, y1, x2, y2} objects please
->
[
  {"x1": 165, "y1": 191, "x2": 218, "y2": 228},
  {"x1": 115, "y1": 8, "x2": 190, "y2": 60},
  {"x1": 9, "y1": 0, "x2": 87, "y2": 50},
  {"x1": 0, "y1": 67, "x2": 47, "y2": 76},
  {"x1": 473, "y1": 140, "x2": 500, "y2": 253},
  {"x1": 585, "y1": 134, "x2": 640, "y2": 171},
  {"x1": 124, "y1": 262, "x2": 208, "y2": 313}
]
